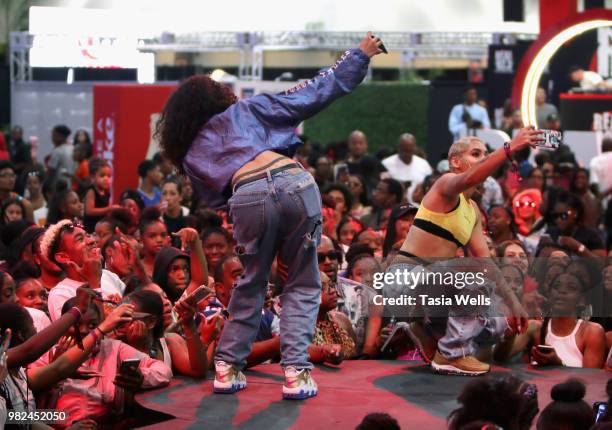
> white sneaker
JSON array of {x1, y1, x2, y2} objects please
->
[
  {"x1": 213, "y1": 361, "x2": 247, "y2": 394},
  {"x1": 282, "y1": 367, "x2": 318, "y2": 400}
]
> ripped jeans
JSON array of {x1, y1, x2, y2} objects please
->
[{"x1": 215, "y1": 169, "x2": 323, "y2": 370}]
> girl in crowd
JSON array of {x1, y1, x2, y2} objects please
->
[
  {"x1": 347, "y1": 174, "x2": 371, "y2": 219},
  {"x1": 161, "y1": 176, "x2": 188, "y2": 235},
  {"x1": 382, "y1": 204, "x2": 417, "y2": 260},
  {"x1": 1, "y1": 198, "x2": 25, "y2": 224},
  {"x1": 83, "y1": 159, "x2": 118, "y2": 233},
  {"x1": 448, "y1": 375, "x2": 539, "y2": 430},
  {"x1": 487, "y1": 205, "x2": 518, "y2": 246},
  {"x1": 180, "y1": 176, "x2": 194, "y2": 212},
  {"x1": 500, "y1": 264, "x2": 524, "y2": 301},
  {"x1": 201, "y1": 227, "x2": 231, "y2": 277},
  {"x1": 336, "y1": 216, "x2": 363, "y2": 250},
  {"x1": 120, "y1": 289, "x2": 213, "y2": 378},
  {"x1": 119, "y1": 189, "x2": 145, "y2": 235},
  {"x1": 46, "y1": 189, "x2": 83, "y2": 225},
  {"x1": 0, "y1": 288, "x2": 128, "y2": 422},
  {"x1": 73, "y1": 129, "x2": 91, "y2": 146},
  {"x1": 536, "y1": 379, "x2": 595, "y2": 430},
  {"x1": 495, "y1": 271, "x2": 605, "y2": 368},
  {"x1": 152, "y1": 228, "x2": 208, "y2": 303},
  {"x1": 547, "y1": 191, "x2": 606, "y2": 257},
  {"x1": 325, "y1": 183, "x2": 353, "y2": 225},
  {"x1": 139, "y1": 207, "x2": 171, "y2": 277},
  {"x1": 25, "y1": 169, "x2": 47, "y2": 226},
  {"x1": 72, "y1": 142, "x2": 92, "y2": 195},
  {"x1": 512, "y1": 188, "x2": 542, "y2": 237},
  {"x1": 0, "y1": 270, "x2": 15, "y2": 304},
  {"x1": 353, "y1": 228, "x2": 383, "y2": 257},
  {"x1": 571, "y1": 167, "x2": 600, "y2": 229},
  {"x1": 497, "y1": 240, "x2": 544, "y2": 316},
  {"x1": 11, "y1": 261, "x2": 46, "y2": 313},
  {"x1": 527, "y1": 166, "x2": 545, "y2": 192},
  {"x1": 52, "y1": 297, "x2": 171, "y2": 427},
  {"x1": 94, "y1": 208, "x2": 132, "y2": 248}
]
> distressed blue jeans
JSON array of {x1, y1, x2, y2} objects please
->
[
  {"x1": 384, "y1": 262, "x2": 508, "y2": 359},
  {"x1": 215, "y1": 169, "x2": 323, "y2": 370}
]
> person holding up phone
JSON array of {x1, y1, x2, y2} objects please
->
[
  {"x1": 117, "y1": 289, "x2": 215, "y2": 379},
  {"x1": 388, "y1": 128, "x2": 542, "y2": 376},
  {"x1": 50, "y1": 296, "x2": 172, "y2": 427},
  {"x1": 156, "y1": 32, "x2": 384, "y2": 399}
]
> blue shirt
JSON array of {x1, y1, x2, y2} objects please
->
[
  {"x1": 448, "y1": 103, "x2": 491, "y2": 139},
  {"x1": 183, "y1": 48, "x2": 370, "y2": 209},
  {"x1": 138, "y1": 187, "x2": 162, "y2": 207}
]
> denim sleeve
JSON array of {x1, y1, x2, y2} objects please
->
[{"x1": 243, "y1": 48, "x2": 370, "y2": 128}]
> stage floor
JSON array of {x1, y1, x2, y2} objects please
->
[{"x1": 136, "y1": 360, "x2": 608, "y2": 430}]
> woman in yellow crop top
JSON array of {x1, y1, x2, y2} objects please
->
[
  {"x1": 390, "y1": 127, "x2": 542, "y2": 376},
  {"x1": 399, "y1": 129, "x2": 541, "y2": 260}
]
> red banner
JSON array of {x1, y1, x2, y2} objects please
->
[{"x1": 93, "y1": 84, "x2": 176, "y2": 199}]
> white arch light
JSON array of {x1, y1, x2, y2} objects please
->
[{"x1": 520, "y1": 19, "x2": 612, "y2": 128}]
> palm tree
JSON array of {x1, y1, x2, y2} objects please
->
[{"x1": 1, "y1": 0, "x2": 31, "y2": 64}]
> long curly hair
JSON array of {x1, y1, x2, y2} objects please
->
[{"x1": 155, "y1": 76, "x2": 238, "y2": 173}]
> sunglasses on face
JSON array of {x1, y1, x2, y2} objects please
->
[
  {"x1": 317, "y1": 250, "x2": 341, "y2": 264},
  {"x1": 515, "y1": 200, "x2": 536, "y2": 208},
  {"x1": 551, "y1": 210, "x2": 572, "y2": 221}
]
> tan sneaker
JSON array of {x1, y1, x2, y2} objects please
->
[
  {"x1": 405, "y1": 321, "x2": 437, "y2": 364},
  {"x1": 431, "y1": 351, "x2": 490, "y2": 376}
]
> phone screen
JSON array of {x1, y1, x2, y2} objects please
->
[{"x1": 595, "y1": 402, "x2": 608, "y2": 422}]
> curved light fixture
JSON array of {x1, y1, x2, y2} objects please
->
[{"x1": 521, "y1": 19, "x2": 612, "y2": 128}]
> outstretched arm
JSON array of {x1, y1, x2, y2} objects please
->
[
  {"x1": 244, "y1": 33, "x2": 383, "y2": 128},
  {"x1": 436, "y1": 127, "x2": 542, "y2": 198}
]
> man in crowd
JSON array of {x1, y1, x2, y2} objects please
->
[
  {"x1": 382, "y1": 133, "x2": 432, "y2": 205},
  {"x1": 569, "y1": 65, "x2": 611, "y2": 91},
  {"x1": 590, "y1": 136, "x2": 612, "y2": 197},
  {"x1": 44, "y1": 220, "x2": 126, "y2": 320},
  {"x1": 448, "y1": 86, "x2": 491, "y2": 139},
  {"x1": 535, "y1": 88, "x2": 558, "y2": 128},
  {"x1": 47, "y1": 124, "x2": 75, "y2": 187},
  {"x1": 362, "y1": 178, "x2": 404, "y2": 229},
  {"x1": 345, "y1": 130, "x2": 385, "y2": 190},
  {"x1": 137, "y1": 160, "x2": 163, "y2": 207},
  {"x1": 8, "y1": 125, "x2": 32, "y2": 178}
]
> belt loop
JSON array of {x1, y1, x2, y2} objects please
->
[{"x1": 266, "y1": 168, "x2": 278, "y2": 200}]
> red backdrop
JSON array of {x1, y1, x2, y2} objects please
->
[{"x1": 93, "y1": 84, "x2": 177, "y2": 199}]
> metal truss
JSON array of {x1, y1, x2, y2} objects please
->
[{"x1": 10, "y1": 30, "x2": 537, "y2": 81}]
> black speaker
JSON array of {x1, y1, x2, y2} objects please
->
[
  {"x1": 503, "y1": 0, "x2": 524, "y2": 22},
  {"x1": 584, "y1": 0, "x2": 604, "y2": 9}
]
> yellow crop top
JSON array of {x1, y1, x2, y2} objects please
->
[{"x1": 412, "y1": 193, "x2": 477, "y2": 247}]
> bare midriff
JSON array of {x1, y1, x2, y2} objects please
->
[{"x1": 231, "y1": 150, "x2": 301, "y2": 188}]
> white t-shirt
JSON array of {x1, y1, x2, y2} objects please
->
[
  {"x1": 48, "y1": 270, "x2": 126, "y2": 321},
  {"x1": 589, "y1": 151, "x2": 612, "y2": 194},
  {"x1": 382, "y1": 154, "x2": 433, "y2": 205},
  {"x1": 580, "y1": 71, "x2": 603, "y2": 90},
  {"x1": 33, "y1": 206, "x2": 48, "y2": 227},
  {"x1": 25, "y1": 307, "x2": 51, "y2": 333}
]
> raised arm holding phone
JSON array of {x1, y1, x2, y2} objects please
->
[
  {"x1": 387, "y1": 127, "x2": 543, "y2": 376},
  {"x1": 156, "y1": 32, "x2": 384, "y2": 400}
]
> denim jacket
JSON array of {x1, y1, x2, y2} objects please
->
[{"x1": 183, "y1": 48, "x2": 370, "y2": 208}]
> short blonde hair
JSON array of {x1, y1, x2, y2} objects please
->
[{"x1": 448, "y1": 136, "x2": 484, "y2": 161}]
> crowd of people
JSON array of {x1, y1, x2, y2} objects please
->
[{"x1": 0, "y1": 119, "x2": 608, "y2": 427}]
